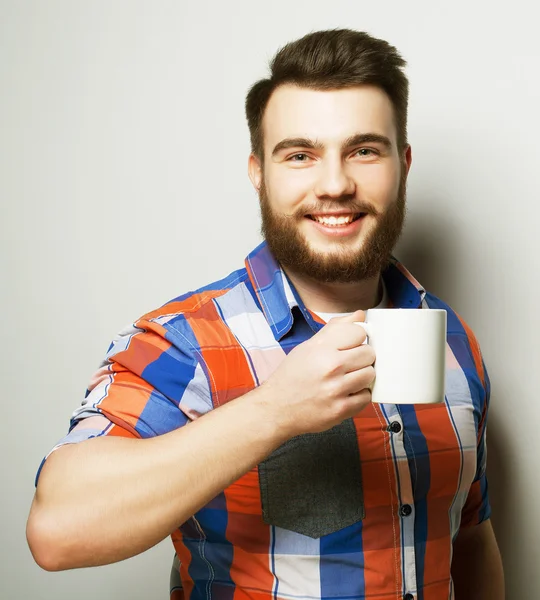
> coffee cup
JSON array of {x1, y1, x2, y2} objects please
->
[{"x1": 355, "y1": 308, "x2": 446, "y2": 405}]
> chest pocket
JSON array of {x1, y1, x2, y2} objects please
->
[{"x1": 258, "y1": 418, "x2": 365, "y2": 538}]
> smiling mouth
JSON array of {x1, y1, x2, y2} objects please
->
[{"x1": 306, "y1": 213, "x2": 365, "y2": 227}]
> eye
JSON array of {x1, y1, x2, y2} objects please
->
[
  {"x1": 355, "y1": 148, "x2": 378, "y2": 157},
  {"x1": 288, "y1": 153, "x2": 311, "y2": 162}
]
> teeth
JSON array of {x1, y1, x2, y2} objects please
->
[{"x1": 313, "y1": 214, "x2": 355, "y2": 226}]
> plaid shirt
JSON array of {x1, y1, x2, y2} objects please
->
[{"x1": 40, "y1": 242, "x2": 491, "y2": 600}]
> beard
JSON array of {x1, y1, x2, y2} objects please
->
[{"x1": 259, "y1": 167, "x2": 407, "y2": 283}]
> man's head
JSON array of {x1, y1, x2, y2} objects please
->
[{"x1": 246, "y1": 29, "x2": 412, "y2": 283}]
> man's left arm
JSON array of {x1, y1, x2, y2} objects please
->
[{"x1": 451, "y1": 518, "x2": 504, "y2": 599}]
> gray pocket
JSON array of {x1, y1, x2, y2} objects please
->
[{"x1": 258, "y1": 418, "x2": 365, "y2": 538}]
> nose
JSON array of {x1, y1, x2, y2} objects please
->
[{"x1": 313, "y1": 157, "x2": 356, "y2": 199}]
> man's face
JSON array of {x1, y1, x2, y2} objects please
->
[{"x1": 250, "y1": 84, "x2": 411, "y2": 283}]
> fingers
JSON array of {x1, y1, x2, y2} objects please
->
[
  {"x1": 340, "y1": 345, "x2": 376, "y2": 374},
  {"x1": 323, "y1": 321, "x2": 368, "y2": 350},
  {"x1": 342, "y1": 365, "x2": 376, "y2": 394},
  {"x1": 342, "y1": 388, "x2": 373, "y2": 417}
]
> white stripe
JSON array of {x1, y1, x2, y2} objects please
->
[{"x1": 271, "y1": 527, "x2": 321, "y2": 598}]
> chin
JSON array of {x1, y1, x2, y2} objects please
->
[{"x1": 307, "y1": 236, "x2": 365, "y2": 254}]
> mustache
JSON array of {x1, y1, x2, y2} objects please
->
[{"x1": 292, "y1": 200, "x2": 379, "y2": 219}]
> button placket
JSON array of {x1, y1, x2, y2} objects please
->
[{"x1": 383, "y1": 412, "x2": 418, "y2": 600}]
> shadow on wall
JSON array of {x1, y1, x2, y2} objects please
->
[
  {"x1": 484, "y1": 409, "x2": 512, "y2": 574},
  {"x1": 394, "y1": 210, "x2": 459, "y2": 303},
  {"x1": 396, "y1": 212, "x2": 511, "y2": 594}
]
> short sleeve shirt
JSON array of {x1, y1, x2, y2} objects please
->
[{"x1": 38, "y1": 242, "x2": 491, "y2": 600}]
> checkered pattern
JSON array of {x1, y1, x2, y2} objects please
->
[{"x1": 39, "y1": 242, "x2": 490, "y2": 600}]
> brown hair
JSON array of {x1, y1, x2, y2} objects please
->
[{"x1": 245, "y1": 29, "x2": 409, "y2": 159}]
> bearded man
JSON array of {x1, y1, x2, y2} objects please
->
[{"x1": 27, "y1": 29, "x2": 504, "y2": 600}]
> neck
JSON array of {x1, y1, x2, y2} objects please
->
[{"x1": 283, "y1": 268, "x2": 383, "y2": 313}]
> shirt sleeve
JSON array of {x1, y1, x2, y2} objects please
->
[
  {"x1": 459, "y1": 355, "x2": 492, "y2": 528},
  {"x1": 36, "y1": 314, "x2": 213, "y2": 485},
  {"x1": 170, "y1": 553, "x2": 184, "y2": 600}
]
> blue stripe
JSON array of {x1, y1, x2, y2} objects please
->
[
  {"x1": 182, "y1": 493, "x2": 235, "y2": 598},
  {"x1": 423, "y1": 294, "x2": 455, "y2": 327},
  {"x1": 399, "y1": 406, "x2": 431, "y2": 500},
  {"x1": 164, "y1": 312, "x2": 216, "y2": 405},
  {"x1": 246, "y1": 243, "x2": 295, "y2": 340},
  {"x1": 413, "y1": 497, "x2": 428, "y2": 600},
  {"x1": 383, "y1": 261, "x2": 422, "y2": 308},
  {"x1": 288, "y1": 283, "x2": 323, "y2": 334},
  {"x1": 478, "y1": 474, "x2": 492, "y2": 522},
  {"x1": 278, "y1": 308, "x2": 315, "y2": 355},
  {"x1": 165, "y1": 269, "x2": 248, "y2": 305},
  {"x1": 271, "y1": 526, "x2": 279, "y2": 600},
  {"x1": 446, "y1": 335, "x2": 484, "y2": 439},
  {"x1": 141, "y1": 337, "x2": 199, "y2": 404},
  {"x1": 262, "y1": 269, "x2": 295, "y2": 339},
  {"x1": 320, "y1": 521, "x2": 364, "y2": 597},
  {"x1": 135, "y1": 389, "x2": 189, "y2": 437}
]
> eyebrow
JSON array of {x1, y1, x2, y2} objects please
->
[{"x1": 271, "y1": 133, "x2": 393, "y2": 157}]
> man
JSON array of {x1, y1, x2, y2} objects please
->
[{"x1": 27, "y1": 29, "x2": 504, "y2": 599}]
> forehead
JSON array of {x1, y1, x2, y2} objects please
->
[{"x1": 262, "y1": 84, "x2": 397, "y2": 150}]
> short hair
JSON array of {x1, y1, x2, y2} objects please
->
[{"x1": 245, "y1": 28, "x2": 409, "y2": 159}]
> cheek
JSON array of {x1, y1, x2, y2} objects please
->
[
  {"x1": 265, "y1": 167, "x2": 314, "y2": 211},
  {"x1": 357, "y1": 164, "x2": 401, "y2": 207}
]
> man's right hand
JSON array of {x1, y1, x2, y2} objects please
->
[{"x1": 262, "y1": 309, "x2": 375, "y2": 437}]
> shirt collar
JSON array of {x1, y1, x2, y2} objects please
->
[{"x1": 245, "y1": 241, "x2": 426, "y2": 341}]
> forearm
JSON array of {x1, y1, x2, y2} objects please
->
[
  {"x1": 27, "y1": 385, "x2": 287, "y2": 571},
  {"x1": 451, "y1": 519, "x2": 504, "y2": 600}
]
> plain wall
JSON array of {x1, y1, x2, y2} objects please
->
[{"x1": 2, "y1": 1, "x2": 539, "y2": 598}]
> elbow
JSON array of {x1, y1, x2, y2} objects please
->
[{"x1": 26, "y1": 504, "x2": 72, "y2": 572}]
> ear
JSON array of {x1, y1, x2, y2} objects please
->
[
  {"x1": 403, "y1": 144, "x2": 412, "y2": 174},
  {"x1": 248, "y1": 153, "x2": 263, "y2": 192}
]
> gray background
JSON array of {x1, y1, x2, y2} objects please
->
[{"x1": 1, "y1": 1, "x2": 538, "y2": 598}]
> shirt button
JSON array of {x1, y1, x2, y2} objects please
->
[
  {"x1": 400, "y1": 504, "x2": 412, "y2": 517},
  {"x1": 404, "y1": 595, "x2": 414, "y2": 600},
  {"x1": 388, "y1": 421, "x2": 402, "y2": 433}
]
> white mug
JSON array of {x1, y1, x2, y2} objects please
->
[{"x1": 355, "y1": 308, "x2": 447, "y2": 405}]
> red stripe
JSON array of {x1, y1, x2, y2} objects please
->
[
  {"x1": 187, "y1": 303, "x2": 256, "y2": 406},
  {"x1": 142, "y1": 290, "x2": 230, "y2": 321},
  {"x1": 171, "y1": 530, "x2": 194, "y2": 599},
  {"x1": 460, "y1": 479, "x2": 483, "y2": 528},
  {"x1": 225, "y1": 468, "x2": 273, "y2": 599}
]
